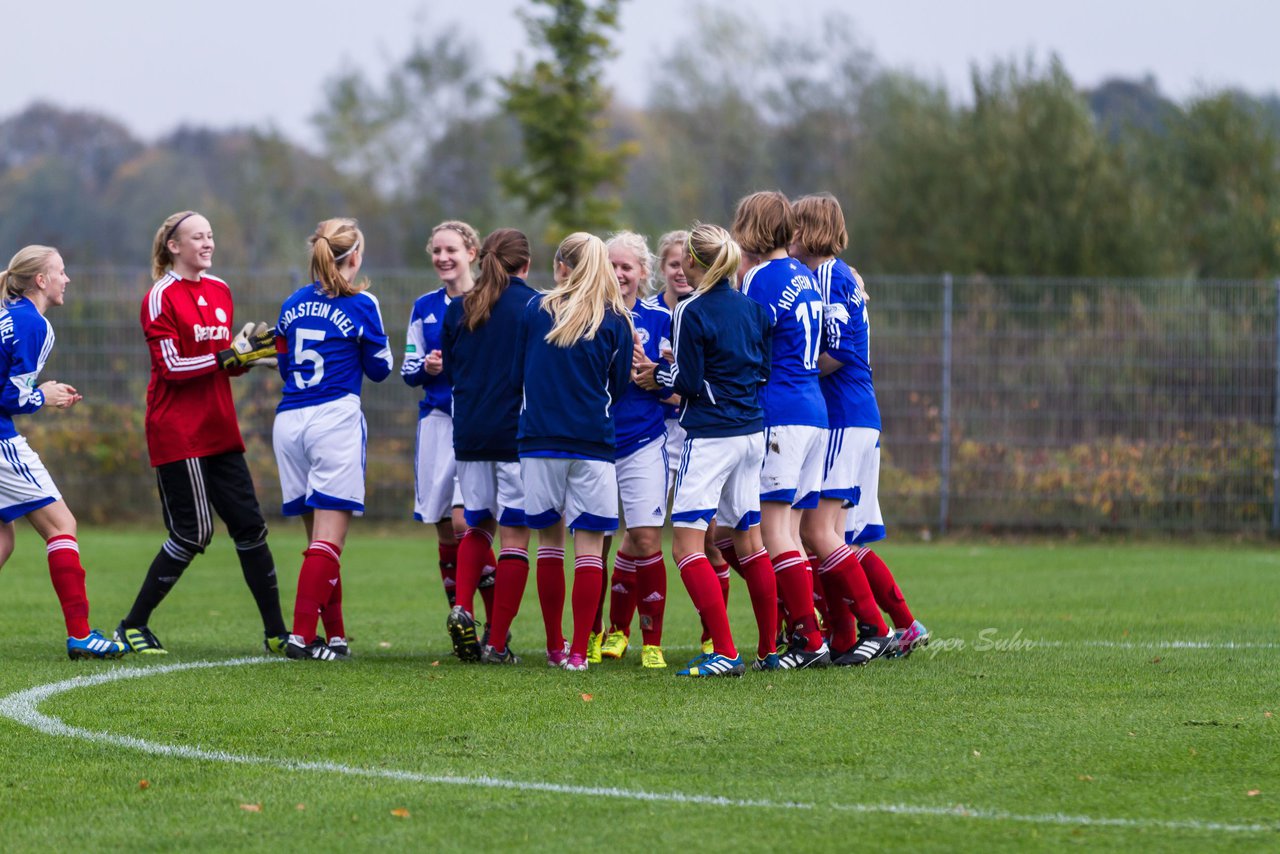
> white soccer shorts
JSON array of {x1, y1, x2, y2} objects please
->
[
  {"x1": 522, "y1": 456, "x2": 618, "y2": 532},
  {"x1": 617, "y1": 437, "x2": 668, "y2": 529},
  {"x1": 664, "y1": 418, "x2": 685, "y2": 491},
  {"x1": 843, "y1": 428, "x2": 887, "y2": 545},
  {"x1": 456, "y1": 459, "x2": 525, "y2": 528},
  {"x1": 822, "y1": 426, "x2": 875, "y2": 503},
  {"x1": 759, "y1": 424, "x2": 826, "y2": 509},
  {"x1": 414, "y1": 409, "x2": 462, "y2": 523},
  {"x1": 273, "y1": 394, "x2": 367, "y2": 516},
  {"x1": 0, "y1": 435, "x2": 61, "y2": 523},
  {"x1": 671, "y1": 432, "x2": 764, "y2": 531}
]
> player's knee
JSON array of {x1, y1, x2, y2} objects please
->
[{"x1": 232, "y1": 522, "x2": 269, "y2": 552}]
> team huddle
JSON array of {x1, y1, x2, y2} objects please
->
[{"x1": 0, "y1": 190, "x2": 927, "y2": 677}]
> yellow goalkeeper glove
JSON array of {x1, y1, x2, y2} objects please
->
[{"x1": 218, "y1": 322, "x2": 278, "y2": 370}]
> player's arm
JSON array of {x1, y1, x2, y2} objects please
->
[
  {"x1": 144, "y1": 297, "x2": 221, "y2": 381},
  {"x1": 508, "y1": 299, "x2": 533, "y2": 393},
  {"x1": 401, "y1": 310, "x2": 428, "y2": 387},
  {"x1": 0, "y1": 325, "x2": 50, "y2": 414},
  {"x1": 758, "y1": 309, "x2": 773, "y2": 385},
  {"x1": 656, "y1": 309, "x2": 704, "y2": 399},
  {"x1": 358, "y1": 296, "x2": 394, "y2": 383},
  {"x1": 440, "y1": 302, "x2": 460, "y2": 385},
  {"x1": 607, "y1": 315, "x2": 634, "y2": 405}
]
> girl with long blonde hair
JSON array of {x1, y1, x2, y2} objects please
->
[{"x1": 514, "y1": 232, "x2": 634, "y2": 671}]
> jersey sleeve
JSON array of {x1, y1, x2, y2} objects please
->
[
  {"x1": 822, "y1": 271, "x2": 862, "y2": 365},
  {"x1": 401, "y1": 300, "x2": 427, "y2": 388},
  {"x1": 142, "y1": 289, "x2": 220, "y2": 382},
  {"x1": 656, "y1": 304, "x2": 704, "y2": 399},
  {"x1": 509, "y1": 299, "x2": 535, "y2": 393},
  {"x1": 607, "y1": 313, "x2": 634, "y2": 405},
  {"x1": 0, "y1": 319, "x2": 48, "y2": 415},
  {"x1": 441, "y1": 300, "x2": 460, "y2": 386},
  {"x1": 358, "y1": 294, "x2": 394, "y2": 383}
]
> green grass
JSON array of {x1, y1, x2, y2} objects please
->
[{"x1": 0, "y1": 527, "x2": 1277, "y2": 851}]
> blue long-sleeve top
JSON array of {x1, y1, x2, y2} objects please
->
[
  {"x1": 614, "y1": 296, "x2": 673, "y2": 458},
  {"x1": 654, "y1": 279, "x2": 771, "y2": 439},
  {"x1": 513, "y1": 294, "x2": 634, "y2": 461},
  {"x1": 0, "y1": 297, "x2": 52, "y2": 440},
  {"x1": 276, "y1": 283, "x2": 393, "y2": 413},
  {"x1": 401, "y1": 287, "x2": 454, "y2": 417},
  {"x1": 441, "y1": 277, "x2": 538, "y2": 462},
  {"x1": 814, "y1": 258, "x2": 881, "y2": 430}
]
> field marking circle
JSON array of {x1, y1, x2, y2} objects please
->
[{"x1": 0, "y1": 657, "x2": 1274, "y2": 836}]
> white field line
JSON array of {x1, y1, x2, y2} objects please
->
[{"x1": 0, "y1": 658, "x2": 1274, "y2": 836}]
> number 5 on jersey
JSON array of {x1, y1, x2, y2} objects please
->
[{"x1": 294, "y1": 328, "x2": 325, "y2": 388}]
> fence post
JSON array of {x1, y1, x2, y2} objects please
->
[
  {"x1": 1273, "y1": 278, "x2": 1280, "y2": 534},
  {"x1": 939, "y1": 272, "x2": 953, "y2": 536}
]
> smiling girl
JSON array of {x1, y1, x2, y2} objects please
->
[
  {"x1": 115, "y1": 211, "x2": 287, "y2": 655},
  {"x1": 0, "y1": 246, "x2": 124, "y2": 659}
]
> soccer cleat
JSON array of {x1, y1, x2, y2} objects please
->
[
  {"x1": 587, "y1": 631, "x2": 603, "y2": 664},
  {"x1": 325, "y1": 636, "x2": 351, "y2": 659},
  {"x1": 640, "y1": 644, "x2": 667, "y2": 669},
  {"x1": 600, "y1": 629, "x2": 629, "y2": 660},
  {"x1": 285, "y1": 636, "x2": 340, "y2": 661},
  {"x1": 480, "y1": 643, "x2": 520, "y2": 665},
  {"x1": 677, "y1": 652, "x2": 745, "y2": 678},
  {"x1": 890, "y1": 620, "x2": 931, "y2": 658},
  {"x1": 777, "y1": 636, "x2": 832, "y2": 670},
  {"x1": 564, "y1": 653, "x2": 589, "y2": 672},
  {"x1": 546, "y1": 641, "x2": 570, "y2": 668},
  {"x1": 480, "y1": 623, "x2": 512, "y2": 652},
  {"x1": 115, "y1": 622, "x2": 167, "y2": 655},
  {"x1": 833, "y1": 625, "x2": 899, "y2": 666},
  {"x1": 750, "y1": 652, "x2": 781, "y2": 671},
  {"x1": 67, "y1": 629, "x2": 127, "y2": 660},
  {"x1": 264, "y1": 633, "x2": 289, "y2": 655},
  {"x1": 700, "y1": 637, "x2": 714, "y2": 655},
  {"x1": 446, "y1": 605, "x2": 481, "y2": 662}
]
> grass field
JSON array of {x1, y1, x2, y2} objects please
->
[{"x1": 0, "y1": 527, "x2": 1276, "y2": 851}]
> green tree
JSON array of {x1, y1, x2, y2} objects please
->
[{"x1": 500, "y1": 0, "x2": 634, "y2": 240}]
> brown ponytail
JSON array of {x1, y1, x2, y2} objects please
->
[
  {"x1": 464, "y1": 228, "x2": 531, "y2": 331},
  {"x1": 151, "y1": 210, "x2": 197, "y2": 280}
]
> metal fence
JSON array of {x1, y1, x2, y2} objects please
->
[{"x1": 31, "y1": 269, "x2": 1278, "y2": 534}]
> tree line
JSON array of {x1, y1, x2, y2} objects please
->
[{"x1": 2, "y1": 0, "x2": 1278, "y2": 279}]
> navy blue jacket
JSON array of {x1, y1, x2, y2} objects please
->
[
  {"x1": 514, "y1": 295, "x2": 634, "y2": 461},
  {"x1": 442, "y1": 277, "x2": 538, "y2": 461},
  {"x1": 655, "y1": 279, "x2": 771, "y2": 438}
]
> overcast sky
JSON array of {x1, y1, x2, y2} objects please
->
[{"x1": 5, "y1": 0, "x2": 1277, "y2": 148}]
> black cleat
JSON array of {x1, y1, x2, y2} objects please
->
[
  {"x1": 285, "y1": 636, "x2": 340, "y2": 661},
  {"x1": 480, "y1": 643, "x2": 520, "y2": 665},
  {"x1": 447, "y1": 605, "x2": 482, "y2": 661},
  {"x1": 777, "y1": 634, "x2": 832, "y2": 670},
  {"x1": 833, "y1": 625, "x2": 899, "y2": 666}
]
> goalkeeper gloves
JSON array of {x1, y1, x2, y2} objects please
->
[{"x1": 218, "y1": 322, "x2": 279, "y2": 370}]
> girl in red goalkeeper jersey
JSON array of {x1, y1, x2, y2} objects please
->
[{"x1": 115, "y1": 210, "x2": 287, "y2": 655}]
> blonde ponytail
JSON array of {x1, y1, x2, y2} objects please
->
[
  {"x1": 2, "y1": 245, "x2": 59, "y2": 304},
  {"x1": 686, "y1": 223, "x2": 742, "y2": 295},
  {"x1": 151, "y1": 210, "x2": 197, "y2": 280},
  {"x1": 542, "y1": 232, "x2": 630, "y2": 347},
  {"x1": 308, "y1": 218, "x2": 367, "y2": 298}
]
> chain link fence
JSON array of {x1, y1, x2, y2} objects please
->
[{"x1": 30, "y1": 269, "x2": 1278, "y2": 534}]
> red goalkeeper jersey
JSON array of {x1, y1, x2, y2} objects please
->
[{"x1": 141, "y1": 272, "x2": 247, "y2": 466}]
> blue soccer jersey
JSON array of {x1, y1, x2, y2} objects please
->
[
  {"x1": 741, "y1": 257, "x2": 827, "y2": 429},
  {"x1": 613, "y1": 296, "x2": 672, "y2": 458},
  {"x1": 815, "y1": 258, "x2": 880, "y2": 430},
  {"x1": 402, "y1": 287, "x2": 453, "y2": 417},
  {"x1": 0, "y1": 297, "x2": 53, "y2": 440},
  {"x1": 276, "y1": 283, "x2": 393, "y2": 412}
]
